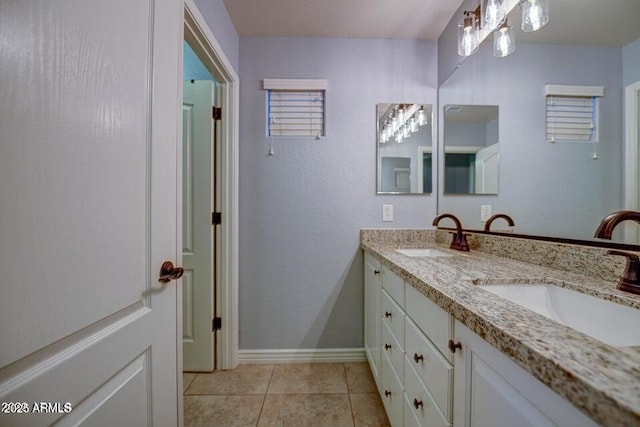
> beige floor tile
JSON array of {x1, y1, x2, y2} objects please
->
[
  {"x1": 259, "y1": 394, "x2": 353, "y2": 427},
  {"x1": 268, "y1": 363, "x2": 348, "y2": 394},
  {"x1": 344, "y1": 362, "x2": 377, "y2": 393},
  {"x1": 183, "y1": 373, "x2": 197, "y2": 393},
  {"x1": 186, "y1": 364, "x2": 274, "y2": 395},
  {"x1": 350, "y1": 393, "x2": 390, "y2": 427},
  {"x1": 184, "y1": 395, "x2": 264, "y2": 427}
]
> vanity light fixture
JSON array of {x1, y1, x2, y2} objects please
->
[
  {"x1": 482, "y1": 0, "x2": 506, "y2": 31},
  {"x1": 521, "y1": 0, "x2": 549, "y2": 32},
  {"x1": 493, "y1": 20, "x2": 515, "y2": 57},
  {"x1": 458, "y1": 9, "x2": 480, "y2": 57},
  {"x1": 457, "y1": 0, "x2": 548, "y2": 58}
]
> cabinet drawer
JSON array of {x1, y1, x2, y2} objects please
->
[
  {"x1": 380, "y1": 351, "x2": 404, "y2": 427},
  {"x1": 382, "y1": 265, "x2": 404, "y2": 308},
  {"x1": 405, "y1": 283, "x2": 453, "y2": 361},
  {"x1": 381, "y1": 290, "x2": 405, "y2": 347},
  {"x1": 381, "y1": 320, "x2": 404, "y2": 383},
  {"x1": 405, "y1": 317, "x2": 453, "y2": 420},
  {"x1": 405, "y1": 362, "x2": 450, "y2": 427}
]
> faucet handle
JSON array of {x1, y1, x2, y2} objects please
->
[{"x1": 606, "y1": 250, "x2": 640, "y2": 295}]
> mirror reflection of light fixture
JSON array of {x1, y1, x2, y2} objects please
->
[
  {"x1": 482, "y1": 0, "x2": 506, "y2": 31},
  {"x1": 378, "y1": 104, "x2": 428, "y2": 145},
  {"x1": 493, "y1": 20, "x2": 515, "y2": 57},
  {"x1": 458, "y1": 10, "x2": 480, "y2": 57},
  {"x1": 521, "y1": 0, "x2": 549, "y2": 32}
]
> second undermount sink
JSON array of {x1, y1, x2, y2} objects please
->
[
  {"x1": 479, "y1": 284, "x2": 640, "y2": 347},
  {"x1": 396, "y1": 248, "x2": 455, "y2": 258}
]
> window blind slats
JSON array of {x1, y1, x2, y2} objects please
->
[
  {"x1": 268, "y1": 89, "x2": 326, "y2": 137},
  {"x1": 545, "y1": 95, "x2": 597, "y2": 142}
]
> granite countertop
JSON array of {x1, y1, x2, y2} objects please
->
[{"x1": 361, "y1": 239, "x2": 640, "y2": 427}]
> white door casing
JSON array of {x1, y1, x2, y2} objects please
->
[
  {"x1": 0, "y1": 0, "x2": 182, "y2": 425},
  {"x1": 182, "y1": 80, "x2": 216, "y2": 372}
]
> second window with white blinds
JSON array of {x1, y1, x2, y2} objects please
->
[
  {"x1": 264, "y1": 79, "x2": 327, "y2": 138},
  {"x1": 544, "y1": 84, "x2": 604, "y2": 143}
]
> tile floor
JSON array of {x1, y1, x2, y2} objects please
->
[{"x1": 183, "y1": 362, "x2": 390, "y2": 427}]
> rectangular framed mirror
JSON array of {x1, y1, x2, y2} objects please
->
[{"x1": 377, "y1": 103, "x2": 433, "y2": 194}]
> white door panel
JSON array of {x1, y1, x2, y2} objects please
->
[
  {"x1": 182, "y1": 80, "x2": 216, "y2": 372},
  {"x1": 0, "y1": 0, "x2": 181, "y2": 424}
]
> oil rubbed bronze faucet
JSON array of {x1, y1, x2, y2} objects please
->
[
  {"x1": 484, "y1": 214, "x2": 515, "y2": 232},
  {"x1": 433, "y1": 213, "x2": 470, "y2": 251},
  {"x1": 594, "y1": 210, "x2": 640, "y2": 295}
]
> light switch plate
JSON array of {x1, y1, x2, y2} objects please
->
[
  {"x1": 481, "y1": 205, "x2": 492, "y2": 222},
  {"x1": 382, "y1": 204, "x2": 394, "y2": 222}
]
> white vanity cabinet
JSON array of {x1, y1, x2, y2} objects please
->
[
  {"x1": 453, "y1": 321, "x2": 599, "y2": 427},
  {"x1": 364, "y1": 252, "x2": 455, "y2": 427}
]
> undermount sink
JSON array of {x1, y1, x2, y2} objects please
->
[
  {"x1": 479, "y1": 284, "x2": 640, "y2": 347},
  {"x1": 396, "y1": 248, "x2": 454, "y2": 258}
]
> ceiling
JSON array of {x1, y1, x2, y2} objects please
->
[{"x1": 223, "y1": 0, "x2": 640, "y2": 46}]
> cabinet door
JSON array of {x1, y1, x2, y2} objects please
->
[
  {"x1": 453, "y1": 321, "x2": 598, "y2": 427},
  {"x1": 364, "y1": 252, "x2": 382, "y2": 382}
]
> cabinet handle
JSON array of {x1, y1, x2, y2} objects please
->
[
  {"x1": 374, "y1": 269, "x2": 380, "y2": 275},
  {"x1": 384, "y1": 343, "x2": 392, "y2": 350},
  {"x1": 413, "y1": 353, "x2": 424, "y2": 363},
  {"x1": 448, "y1": 339, "x2": 462, "y2": 353},
  {"x1": 384, "y1": 390, "x2": 392, "y2": 398},
  {"x1": 413, "y1": 398, "x2": 423, "y2": 409},
  {"x1": 385, "y1": 311, "x2": 392, "y2": 318}
]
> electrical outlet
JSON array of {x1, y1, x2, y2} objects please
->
[
  {"x1": 481, "y1": 205, "x2": 492, "y2": 222},
  {"x1": 382, "y1": 204, "x2": 394, "y2": 222}
]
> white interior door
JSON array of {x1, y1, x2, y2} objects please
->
[
  {"x1": 475, "y1": 143, "x2": 499, "y2": 194},
  {"x1": 183, "y1": 80, "x2": 216, "y2": 372},
  {"x1": 0, "y1": 0, "x2": 182, "y2": 425}
]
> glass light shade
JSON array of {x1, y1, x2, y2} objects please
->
[
  {"x1": 458, "y1": 15, "x2": 479, "y2": 57},
  {"x1": 521, "y1": 0, "x2": 549, "y2": 32},
  {"x1": 482, "y1": 0, "x2": 506, "y2": 31},
  {"x1": 397, "y1": 107, "x2": 405, "y2": 123},
  {"x1": 396, "y1": 132, "x2": 404, "y2": 143},
  {"x1": 402, "y1": 125, "x2": 410, "y2": 139},
  {"x1": 493, "y1": 24, "x2": 515, "y2": 57},
  {"x1": 417, "y1": 107, "x2": 427, "y2": 126},
  {"x1": 391, "y1": 116, "x2": 398, "y2": 133},
  {"x1": 409, "y1": 117, "x2": 418, "y2": 133}
]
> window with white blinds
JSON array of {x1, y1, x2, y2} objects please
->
[
  {"x1": 264, "y1": 79, "x2": 327, "y2": 138},
  {"x1": 544, "y1": 85, "x2": 604, "y2": 143}
]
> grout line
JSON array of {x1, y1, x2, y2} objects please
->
[
  {"x1": 182, "y1": 373, "x2": 198, "y2": 394},
  {"x1": 255, "y1": 364, "x2": 274, "y2": 425}
]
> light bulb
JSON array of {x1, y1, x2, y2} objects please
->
[
  {"x1": 417, "y1": 107, "x2": 427, "y2": 126},
  {"x1": 409, "y1": 117, "x2": 418, "y2": 133},
  {"x1": 493, "y1": 22, "x2": 515, "y2": 57},
  {"x1": 483, "y1": 0, "x2": 506, "y2": 31},
  {"x1": 458, "y1": 14, "x2": 479, "y2": 57},
  {"x1": 521, "y1": 0, "x2": 548, "y2": 32}
]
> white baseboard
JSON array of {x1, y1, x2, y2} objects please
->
[{"x1": 238, "y1": 348, "x2": 366, "y2": 364}]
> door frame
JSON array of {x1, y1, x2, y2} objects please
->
[
  {"x1": 182, "y1": 0, "x2": 239, "y2": 370},
  {"x1": 624, "y1": 81, "x2": 640, "y2": 242}
]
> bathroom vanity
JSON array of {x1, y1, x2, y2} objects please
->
[{"x1": 362, "y1": 229, "x2": 640, "y2": 427}]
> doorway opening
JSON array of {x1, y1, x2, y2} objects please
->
[{"x1": 180, "y1": 0, "x2": 239, "y2": 377}]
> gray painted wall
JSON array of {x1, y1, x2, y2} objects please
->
[
  {"x1": 193, "y1": 0, "x2": 240, "y2": 73},
  {"x1": 439, "y1": 42, "x2": 623, "y2": 238},
  {"x1": 623, "y1": 37, "x2": 640, "y2": 87},
  {"x1": 239, "y1": 37, "x2": 437, "y2": 350}
]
